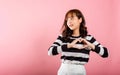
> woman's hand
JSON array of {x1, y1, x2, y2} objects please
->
[
  {"x1": 67, "y1": 38, "x2": 95, "y2": 50},
  {"x1": 67, "y1": 38, "x2": 81, "y2": 48},
  {"x1": 79, "y1": 38, "x2": 95, "y2": 50},
  {"x1": 67, "y1": 38, "x2": 86, "y2": 49}
]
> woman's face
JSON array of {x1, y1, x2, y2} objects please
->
[{"x1": 67, "y1": 13, "x2": 82, "y2": 31}]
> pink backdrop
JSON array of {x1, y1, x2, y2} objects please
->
[{"x1": 0, "y1": 0, "x2": 120, "y2": 75}]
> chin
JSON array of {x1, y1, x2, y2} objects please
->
[
  {"x1": 69, "y1": 28, "x2": 74, "y2": 30},
  {"x1": 70, "y1": 28, "x2": 72, "y2": 30}
]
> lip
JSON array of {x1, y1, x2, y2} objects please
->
[{"x1": 68, "y1": 24, "x2": 73, "y2": 27}]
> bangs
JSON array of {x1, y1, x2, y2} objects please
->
[{"x1": 65, "y1": 12, "x2": 76, "y2": 21}]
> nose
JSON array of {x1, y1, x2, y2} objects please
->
[{"x1": 67, "y1": 18, "x2": 72, "y2": 25}]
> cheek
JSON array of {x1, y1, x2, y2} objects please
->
[
  {"x1": 67, "y1": 18, "x2": 71, "y2": 25},
  {"x1": 74, "y1": 22, "x2": 80, "y2": 28},
  {"x1": 73, "y1": 21, "x2": 78, "y2": 26},
  {"x1": 67, "y1": 20, "x2": 70, "y2": 26}
]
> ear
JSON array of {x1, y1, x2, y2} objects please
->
[{"x1": 79, "y1": 18, "x2": 82, "y2": 23}]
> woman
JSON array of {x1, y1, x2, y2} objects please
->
[{"x1": 48, "y1": 9, "x2": 108, "y2": 75}]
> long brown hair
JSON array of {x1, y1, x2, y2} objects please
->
[{"x1": 61, "y1": 9, "x2": 88, "y2": 41}]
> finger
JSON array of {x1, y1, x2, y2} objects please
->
[
  {"x1": 73, "y1": 44, "x2": 85, "y2": 49},
  {"x1": 79, "y1": 38, "x2": 85, "y2": 43},
  {"x1": 83, "y1": 45, "x2": 88, "y2": 48},
  {"x1": 80, "y1": 38, "x2": 88, "y2": 44},
  {"x1": 72, "y1": 39, "x2": 80, "y2": 44}
]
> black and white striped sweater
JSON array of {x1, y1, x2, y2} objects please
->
[{"x1": 48, "y1": 35, "x2": 108, "y2": 65}]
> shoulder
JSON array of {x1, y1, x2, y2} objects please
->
[
  {"x1": 84, "y1": 34, "x2": 95, "y2": 40},
  {"x1": 56, "y1": 34, "x2": 64, "y2": 40},
  {"x1": 57, "y1": 34, "x2": 63, "y2": 38}
]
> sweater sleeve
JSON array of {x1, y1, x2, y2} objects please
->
[
  {"x1": 86, "y1": 35, "x2": 109, "y2": 58},
  {"x1": 48, "y1": 35, "x2": 69, "y2": 56}
]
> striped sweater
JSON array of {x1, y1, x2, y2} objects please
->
[{"x1": 48, "y1": 35, "x2": 108, "y2": 65}]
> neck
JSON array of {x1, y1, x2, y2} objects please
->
[{"x1": 72, "y1": 28, "x2": 80, "y2": 36}]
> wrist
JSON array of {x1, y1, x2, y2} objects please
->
[
  {"x1": 90, "y1": 44, "x2": 95, "y2": 50},
  {"x1": 67, "y1": 43, "x2": 72, "y2": 48}
]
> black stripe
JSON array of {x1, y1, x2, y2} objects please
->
[
  {"x1": 53, "y1": 42, "x2": 61, "y2": 46},
  {"x1": 61, "y1": 56, "x2": 89, "y2": 62},
  {"x1": 102, "y1": 47, "x2": 108, "y2": 58},
  {"x1": 93, "y1": 46, "x2": 100, "y2": 53},
  {"x1": 57, "y1": 36, "x2": 64, "y2": 42},
  {"x1": 52, "y1": 46, "x2": 59, "y2": 55},
  {"x1": 89, "y1": 37, "x2": 96, "y2": 43},
  {"x1": 63, "y1": 48, "x2": 90, "y2": 54},
  {"x1": 58, "y1": 36, "x2": 76, "y2": 43},
  {"x1": 61, "y1": 44, "x2": 69, "y2": 51}
]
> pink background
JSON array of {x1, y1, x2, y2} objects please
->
[{"x1": 0, "y1": 0, "x2": 120, "y2": 75}]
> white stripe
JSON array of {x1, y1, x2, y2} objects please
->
[
  {"x1": 59, "y1": 34, "x2": 63, "y2": 37},
  {"x1": 55, "y1": 39, "x2": 62, "y2": 45},
  {"x1": 52, "y1": 44, "x2": 59, "y2": 46},
  {"x1": 70, "y1": 37, "x2": 81, "y2": 39},
  {"x1": 85, "y1": 36, "x2": 92, "y2": 40},
  {"x1": 52, "y1": 42, "x2": 67, "y2": 46},
  {"x1": 62, "y1": 43, "x2": 67, "y2": 45},
  {"x1": 93, "y1": 41, "x2": 99, "y2": 45},
  {"x1": 48, "y1": 47, "x2": 54, "y2": 56},
  {"x1": 61, "y1": 59, "x2": 87, "y2": 65},
  {"x1": 99, "y1": 45, "x2": 104, "y2": 56},
  {"x1": 57, "y1": 46, "x2": 62, "y2": 53},
  {"x1": 62, "y1": 52, "x2": 89, "y2": 58}
]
